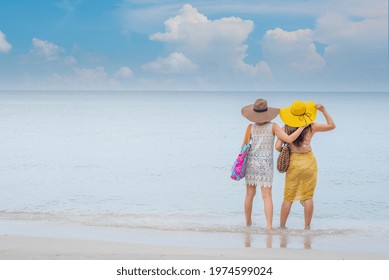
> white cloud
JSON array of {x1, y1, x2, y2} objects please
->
[
  {"x1": 29, "y1": 38, "x2": 78, "y2": 66},
  {"x1": 237, "y1": 60, "x2": 274, "y2": 79},
  {"x1": 114, "y1": 66, "x2": 134, "y2": 79},
  {"x1": 311, "y1": 10, "x2": 388, "y2": 89},
  {"x1": 150, "y1": 4, "x2": 209, "y2": 42},
  {"x1": 303, "y1": 1, "x2": 387, "y2": 65},
  {"x1": 262, "y1": 28, "x2": 325, "y2": 72},
  {"x1": 148, "y1": 3, "x2": 273, "y2": 86},
  {"x1": 32, "y1": 38, "x2": 64, "y2": 61},
  {"x1": 142, "y1": 52, "x2": 197, "y2": 74},
  {"x1": 0, "y1": 30, "x2": 12, "y2": 53},
  {"x1": 315, "y1": 12, "x2": 387, "y2": 46},
  {"x1": 150, "y1": 4, "x2": 253, "y2": 53}
]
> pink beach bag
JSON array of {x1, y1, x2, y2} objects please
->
[{"x1": 231, "y1": 124, "x2": 252, "y2": 181}]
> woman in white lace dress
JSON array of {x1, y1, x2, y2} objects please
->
[{"x1": 241, "y1": 99, "x2": 305, "y2": 229}]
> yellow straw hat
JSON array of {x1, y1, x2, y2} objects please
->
[{"x1": 280, "y1": 100, "x2": 317, "y2": 127}]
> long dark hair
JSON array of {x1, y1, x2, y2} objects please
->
[{"x1": 285, "y1": 124, "x2": 312, "y2": 147}]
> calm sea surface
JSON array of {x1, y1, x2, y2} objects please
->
[{"x1": 1, "y1": 90, "x2": 389, "y2": 253}]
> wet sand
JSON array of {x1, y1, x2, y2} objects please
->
[{"x1": 1, "y1": 235, "x2": 388, "y2": 260}]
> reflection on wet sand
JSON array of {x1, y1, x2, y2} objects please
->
[
  {"x1": 280, "y1": 231, "x2": 312, "y2": 249},
  {"x1": 244, "y1": 227, "x2": 312, "y2": 249},
  {"x1": 267, "y1": 232, "x2": 273, "y2": 248},
  {"x1": 245, "y1": 230, "x2": 251, "y2": 248}
]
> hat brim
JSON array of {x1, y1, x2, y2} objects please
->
[
  {"x1": 280, "y1": 101, "x2": 317, "y2": 127},
  {"x1": 241, "y1": 105, "x2": 279, "y2": 123}
]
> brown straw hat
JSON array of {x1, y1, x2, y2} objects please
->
[{"x1": 241, "y1": 99, "x2": 280, "y2": 123}]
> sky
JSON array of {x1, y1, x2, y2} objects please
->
[{"x1": 0, "y1": 0, "x2": 388, "y2": 91}]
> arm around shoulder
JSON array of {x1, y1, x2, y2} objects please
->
[{"x1": 273, "y1": 123, "x2": 304, "y2": 144}]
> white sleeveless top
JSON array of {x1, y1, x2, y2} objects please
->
[{"x1": 245, "y1": 122, "x2": 275, "y2": 187}]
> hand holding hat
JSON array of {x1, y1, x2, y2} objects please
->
[{"x1": 315, "y1": 103, "x2": 325, "y2": 112}]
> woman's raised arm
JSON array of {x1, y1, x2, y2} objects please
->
[{"x1": 312, "y1": 104, "x2": 336, "y2": 132}]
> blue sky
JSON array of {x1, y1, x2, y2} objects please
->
[{"x1": 0, "y1": 0, "x2": 388, "y2": 91}]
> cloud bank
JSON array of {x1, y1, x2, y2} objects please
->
[
  {"x1": 2, "y1": 1, "x2": 388, "y2": 91},
  {"x1": 120, "y1": 1, "x2": 388, "y2": 90}
]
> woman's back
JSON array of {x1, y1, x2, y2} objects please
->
[
  {"x1": 289, "y1": 128, "x2": 313, "y2": 153},
  {"x1": 250, "y1": 122, "x2": 275, "y2": 156},
  {"x1": 277, "y1": 101, "x2": 336, "y2": 229},
  {"x1": 245, "y1": 122, "x2": 275, "y2": 187}
]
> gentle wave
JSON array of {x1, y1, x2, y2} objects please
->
[{"x1": 0, "y1": 211, "x2": 357, "y2": 236}]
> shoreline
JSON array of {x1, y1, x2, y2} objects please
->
[
  {"x1": 1, "y1": 219, "x2": 389, "y2": 260},
  {"x1": 1, "y1": 234, "x2": 388, "y2": 260}
]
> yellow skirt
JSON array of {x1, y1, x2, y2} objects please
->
[{"x1": 284, "y1": 151, "x2": 318, "y2": 202}]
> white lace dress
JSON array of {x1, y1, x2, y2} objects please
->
[{"x1": 245, "y1": 122, "x2": 275, "y2": 188}]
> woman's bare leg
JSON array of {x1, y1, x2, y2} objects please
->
[
  {"x1": 303, "y1": 198, "x2": 314, "y2": 229},
  {"x1": 280, "y1": 200, "x2": 293, "y2": 229},
  {"x1": 244, "y1": 184, "x2": 256, "y2": 226},
  {"x1": 261, "y1": 186, "x2": 273, "y2": 230}
]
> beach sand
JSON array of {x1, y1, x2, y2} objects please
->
[{"x1": 1, "y1": 235, "x2": 388, "y2": 260}]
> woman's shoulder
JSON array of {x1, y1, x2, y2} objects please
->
[{"x1": 270, "y1": 122, "x2": 281, "y2": 130}]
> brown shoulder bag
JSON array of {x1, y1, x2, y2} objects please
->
[{"x1": 277, "y1": 143, "x2": 290, "y2": 173}]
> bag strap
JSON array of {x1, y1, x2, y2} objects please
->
[
  {"x1": 242, "y1": 124, "x2": 252, "y2": 146},
  {"x1": 282, "y1": 126, "x2": 289, "y2": 147}
]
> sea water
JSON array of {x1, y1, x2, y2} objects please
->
[{"x1": 1, "y1": 90, "x2": 389, "y2": 253}]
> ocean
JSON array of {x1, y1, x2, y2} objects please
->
[{"x1": 1, "y1": 90, "x2": 389, "y2": 254}]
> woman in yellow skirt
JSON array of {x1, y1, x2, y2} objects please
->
[{"x1": 276, "y1": 101, "x2": 335, "y2": 229}]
